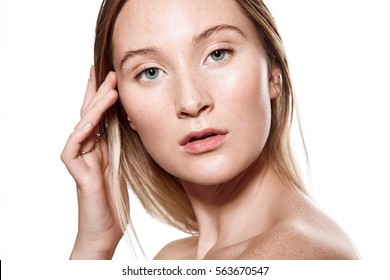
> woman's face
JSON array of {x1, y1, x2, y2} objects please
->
[{"x1": 112, "y1": 0, "x2": 279, "y2": 185}]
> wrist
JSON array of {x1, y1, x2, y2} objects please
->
[{"x1": 70, "y1": 234, "x2": 120, "y2": 260}]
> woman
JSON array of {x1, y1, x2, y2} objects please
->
[{"x1": 61, "y1": 0, "x2": 360, "y2": 260}]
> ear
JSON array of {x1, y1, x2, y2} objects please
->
[
  {"x1": 127, "y1": 116, "x2": 138, "y2": 131},
  {"x1": 269, "y1": 67, "x2": 282, "y2": 100}
]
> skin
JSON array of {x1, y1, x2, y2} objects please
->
[
  {"x1": 61, "y1": 68, "x2": 123, "y2": 259},
  {"x1": 61, "y1": 0, "x2": 360, "y2": 259}
]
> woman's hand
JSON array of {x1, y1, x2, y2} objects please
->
[{"x1": 61, "y1": 67, "x2": 123, "y2": 259}]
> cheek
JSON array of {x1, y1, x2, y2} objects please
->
[
  {"x1": 118, "y1": 77, "x2": 168, "y2": 130},
  {"x1": 222, "y1": 61, "x2": 271, "y2": 126},
  {"x1": 224, "y1": 62, "x2": 272, "y2": 154},
  {"x1": 119, "y1": 88, "x2": 174, "y2": 163},
  {"x1": 124, "y1": 104, "x2": 167, "y2": 140}
]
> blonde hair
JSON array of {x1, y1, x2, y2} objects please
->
[{"x1": 93, "y1": 0, "x2": 307, "y2": 241}]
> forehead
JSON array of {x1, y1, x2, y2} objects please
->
[{"x1": 112, "y1": 0, "x2": 259, "y2": 59}]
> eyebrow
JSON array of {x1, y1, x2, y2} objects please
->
[
  {"x1": 193, "y1": 24, "x2": 246, "y2": 44},
  {"x1": 119, "y1": 24, "x2": 245, "y2": 71},
  {"x1": 119, "y1": 46, "x2": 159, "y2": 71}
]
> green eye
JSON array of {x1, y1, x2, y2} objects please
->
[
  {"x1": 210, "y1": 50, "x2": 226, "y2": 61},
  {"x1": 143, "y1": 68, "x2": 159, "y2": 80}
]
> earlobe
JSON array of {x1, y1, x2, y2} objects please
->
[
  {"x1": 269, "y1": 68, "x2": 282, "y2": 99},
  {"x1": 127, "y1": 116, "x2": 138, "y2": 131}
]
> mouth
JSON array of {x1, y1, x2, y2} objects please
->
[
  {"x1": 188, "y1": 132, "x2": 218, "y2": 143},
  {"x1": 180, "y1": 128, "x2": 228, "y2": 154},
  {"x1": 180, "y1": 129, "x2": 227, "y2": 145}
]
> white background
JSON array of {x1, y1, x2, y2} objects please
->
[{"x1": 1, "y1": 0, "x2": 389, "y2": 271}]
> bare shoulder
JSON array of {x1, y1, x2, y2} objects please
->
[
  {"x1": 238, "y1": 199, "x2": 361, "y2": 260},
  {"x1": 153, "y1": 236, "x2": 198, "y2": 260},
  {"x1": 239, "y1": 223, "x2": 359, "y2": 260}
]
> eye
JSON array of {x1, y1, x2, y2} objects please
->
[
  {"x1": 206, "y1": 48, "x2": 234, "y2": 64},
  {"x1": 210, "y1": 50, "x2": 227, "y2": 61},
  {"x1": 137, "y1": 67, "x2": 161, "y2": 81}
]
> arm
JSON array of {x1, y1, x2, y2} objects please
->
[{"x1": 61, "y1": 67, "x2": 124, "y2": 259}]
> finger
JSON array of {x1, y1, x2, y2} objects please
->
[
  {"x1": 61, "y1": 122, "x2": 94, "y2": 175},
  {"x1": 88, "y1": 71, "x2": 117, "y2": 112},
  {"x1": 82, "y1": 138, "x2": 108, "y2": 171},
  {"x1": 75, "y1": 86, "x2": 118, "y2": 132},
  {"x1": 81, "y1": 71, "x2": 117, "y2": 117},
  {"x1": 80, "y1": 66, "x2": 97, "y2": 115},
  {"x1": 62, "y1": 126, "x2": 106, "y2": 176}
]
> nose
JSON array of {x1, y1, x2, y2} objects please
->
[{"x1": 175, "y1": 74, "x2": 214, "y2": 118}]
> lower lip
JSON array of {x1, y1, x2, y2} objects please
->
[{"x1": 183, "y1": 134, "x2": 227, "y2": 154}]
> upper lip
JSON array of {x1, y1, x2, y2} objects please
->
[{"x1": 179, "y1": 128, "x2": 228, "y2": 146}]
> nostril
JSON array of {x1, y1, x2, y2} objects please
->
[
  {"x1": 195, "y1": 104, "x2": 213, "y2": 116},
  {"x1": 176, "y1": 88, "x2": 214, "y2": 118},
  {"x1": 200, "y1": 104, "x2": 212, "y2": 112},
  {"x1": 178, "y1": 103, "x2": 212, "y2": 118}
]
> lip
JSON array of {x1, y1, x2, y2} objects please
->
[{"x1": 180, "y1": 128, "x2": 228, "y2": 154}]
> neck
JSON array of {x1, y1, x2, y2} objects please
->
[{"x1": 181, "y1": 156, "x2": 285, "y2": 259}]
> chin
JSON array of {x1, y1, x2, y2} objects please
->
[
  {"x1": 178, "y1": 156, "x2": 257, "y2": 187},
  {"x1": 182, "y1": 174, "x2": 234, "y2": 187}
]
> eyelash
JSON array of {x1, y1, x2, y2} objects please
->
[{"x1": 134, "y1": 47, "x2": 235, "y2": 83}]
